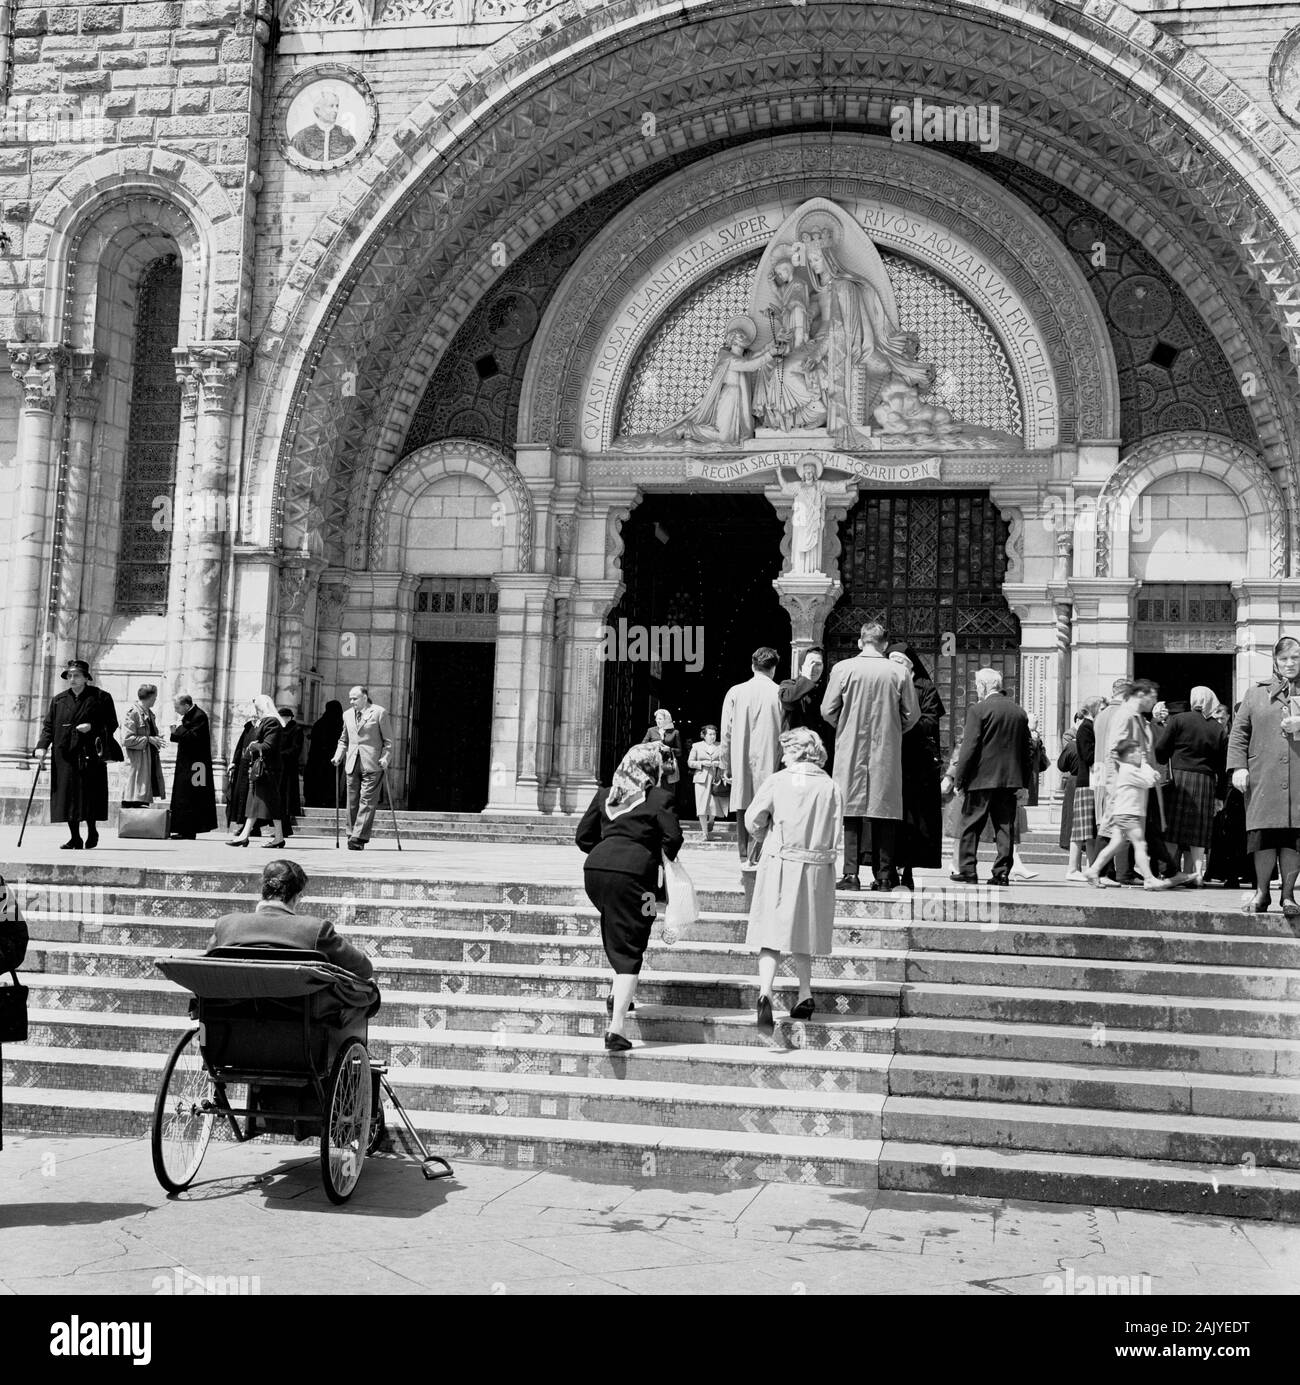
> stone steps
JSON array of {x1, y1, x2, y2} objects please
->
[
  {"x1": 5, "y1": 857, "x2": 1300, "y2": 1218},
  {"x1": 23, "y1": 906, "x2": 1300, "y2": 970}
]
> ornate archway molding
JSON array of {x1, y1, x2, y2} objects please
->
[
  {"x1": 367, "y1": 437, "x2": 534, "y2": 573},
  {"x1": 250, "y1": 0, "x2": 1300, "y2": 562},
  {"x1": 1095, "y1": 432, "x2": 1289, "y2": 581},
  {"x1": 516, "y1": 135, "x2": 1115, "y2": 454}
]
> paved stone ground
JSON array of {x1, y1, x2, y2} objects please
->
[{"x1": 0, "y1": 1134, "x2": 1296, "y2": 1295}]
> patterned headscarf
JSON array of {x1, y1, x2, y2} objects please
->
[
  {"x1": 606, "y1": 742, "x2": 664, "y2": 815},
  {"x1": 780, "y1": 726, "x2": 827, "y2": 767},
  {"x1": 1274, "y1": 636, "x2": 1300, "y2": 694}
]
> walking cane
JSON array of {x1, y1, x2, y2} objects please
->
[
  {"x1": 381, "y1": 767, "x2": 402, "y2": 852},
  {"x1": 333, "y1": 760, "x2": 341, "y2": 849},
  {"x1": 16, "y1": 751, "x2": 46, "y2": 848}
]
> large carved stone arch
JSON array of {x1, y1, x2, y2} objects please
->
[
  {"x1": 1096, "y1": 433, "x2": 1289, "y2": 582},
  {"x1": 516, "y1": 136, "x2": 1115, "y2": 453},
  {"x1": 367, "y1": 438, "x2": 533, "y2": 574},
  {"x1": 24, "y1": 148, "x2": 238, "y2": 339},
  {"x1": 249, "y1": 0, "x2": 1300, "y2": 565}
]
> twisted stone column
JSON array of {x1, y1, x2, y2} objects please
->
[
  {"x1": 163, "y1": 361, "x2": 201, "y2": 692},
  {"x1": 0, "y1": 343, "x2": 66, "y2": 762}
]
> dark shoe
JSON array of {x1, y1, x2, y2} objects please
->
[
  {"x1": 900, "y1": 869, "x2": 915, "y2": 891},
  {"x1": 262, "y1": 839, "x2": 286, "y2": 849},
  {"x1": 949, "y1": 872, "x2": 978, "y2": 884},
  {"x1": 84, "y1": 828, "x2": 98, "y2": 849},
  {"x1": 225, "y1": 838, "x2": 249, "y2": 848},
  {"x1": 347, "y1": 839, "x2": 364, "y2": 851},
  {"x1": 605, "y1": 995, "x2": 635, "y2": 1015},
  {"x1": 876, "y1": 871, "x2": 900, "y2": 892},
  {"x1": 1243, "y1": 889, "x2": 1272, "y2": 914},
  {"x1": 60, "y1": 838, "x2": 83, "y2": 850},
  {"x1": 604, "y1": 1031, "x2": 632, "y2": 1053},
  {"x1": 1118, "y1": 874, "x2": 1142, "y2": 887},
  {"x1": 789, "y1": 997, "x2": 815, "y2": 1021},
  {"x1": 756, "y1": 994, "x2": 775, "y2": 1036},
  {"x1": 989, "y1": 875, "x2": 1010, "y2": 887},
  {"x1": 835, "y1": 875, "x2": 861, "y2": 891}
]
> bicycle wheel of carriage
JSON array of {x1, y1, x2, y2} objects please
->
[
  {"x1": 320, "y1": 1038, "x2": 372, "y2": 1203},
  {"x1": 151, "y1": 1026, "x2": 217, "y2": 1193}
]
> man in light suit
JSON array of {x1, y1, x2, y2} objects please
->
[{"x1": 332, "y1": 685, "x2": 391, "y2": 850}]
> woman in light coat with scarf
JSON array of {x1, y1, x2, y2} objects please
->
[
  {"x1": 1227, "y1": 635, "x2": 1300, "y2": 914},
  {"x1": 744, "y1": 727, "x2": 844, "y2": 1033},
  {"x1": 121, "y1": 683, "x2": 167, "y2": 807}
]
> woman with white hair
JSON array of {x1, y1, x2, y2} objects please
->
[
  {"x1": 576, "y1": 742, "x2": 684, "y2": 1051},
  {"x1": 744, "y1": 727, "x2": 844, "y2": 1033},
  {"x1": 226, "y1": 694, "x2": 287, "y2": 848},
  {"x1": 1154, "y1": 685, "x2": 1226, "y2": 884}
]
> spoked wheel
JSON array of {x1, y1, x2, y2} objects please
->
[
  {"x1": 321, "y1": 1038, "x2": 372, "y2": 1204},
  {"x1": 151, "y1": 1026, "x2": 217, "y2": 1193}
]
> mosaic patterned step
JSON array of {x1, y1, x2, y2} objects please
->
[
  {"x1": 19, "y1": 978, "x2": 896, "y2": 1051},
  {"x1": 0, "y1": 1087, "x2": 882, "y2": 1189},
  {"x1": 5, "y1": 1048, "x2": 886, "y2": 1141},
  {"x1": 901, "y1": 982, "x2": 1300, "y2": 1040},
  {"x1": 887, "y1": 1054, "x2": 1300, "y2": 1122},
  {"x1": 20, "y1": 933, "x2": 903, "y2": 984},
  {"x1": 23, "y1": 903, "x2": 1300, "y2": 972},
  {"x1": 895, "y1": 1017, "x2": 1300, "y2": 1080},
  {"x1": 878, "y1": 1141, "x2": 1300, "y2": 1222},
  {"x1": 881, "y1": 1095, "x2": 1300, "y2": 1168}
]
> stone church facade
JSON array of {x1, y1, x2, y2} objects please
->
[{"x1": 4, "y1": 0, "x2": 1300, "y2": 812}]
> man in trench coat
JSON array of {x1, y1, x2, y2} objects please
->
[
  {"x1": 35, "y1": 658, "x2": 122, "y2": 850},
  {"x1": 169, "y1": 694, "x2": 217, "y2": 839},
  {"x1": 720, "y1": 646, "x2": 785, "y2": 868},
  {"x1": 820, "y1": 621, "x2": 919, "y2": 890}
]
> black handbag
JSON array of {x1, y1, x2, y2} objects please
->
[{"x1": 0, "y1": 970, "x2": 27, "y2": 1043}]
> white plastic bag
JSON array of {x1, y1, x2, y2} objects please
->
[{"x1": 661, "y1": 854, "x2": 699, "y2": 945}]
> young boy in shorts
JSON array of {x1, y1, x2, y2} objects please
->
[{"x1": 1086, "y1": 738, "x2": 1171, "y2": 891}]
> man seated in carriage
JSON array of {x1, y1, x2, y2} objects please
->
[{"x1": 207, "y1": 859, "x2": 377, "y2": 996}]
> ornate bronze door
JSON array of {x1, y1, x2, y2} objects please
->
[{"x1": 824, "y1": 492, "x2": 1020, "y2": 760}]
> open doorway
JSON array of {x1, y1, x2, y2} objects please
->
[
  {"x1": 408, "y1": 641, "x2": 496, "y2": 811},
  {"x1": 1132, "y1": 653, "x2": 1234, "y2": 708},
  {"x1": 598, "y1": 493, "x2": 790, "y2": 801}
]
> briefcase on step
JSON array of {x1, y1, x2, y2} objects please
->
[{"x1": 118, "y1": 805, "x2": 171, "y2": 840}]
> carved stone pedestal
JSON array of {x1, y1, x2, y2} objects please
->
[{"x1": 773, "y1": 572, "x2": 843, "y2": 671}]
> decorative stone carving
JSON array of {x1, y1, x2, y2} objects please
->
[
  {"x1": 67, "y1": 350, "x2": 106, "y2": 422},
  {"x1": 317, "y1": 578, "x2": 351, "y2": 629},
  {"x1": 279, "y1": 564, "x2": 315, "y2": 620},
  {"x1": 282, "y1": 0, "x2": 366, "y2": 28},
  {"x1": 7, "y1": 343, "x2": 65, "y2": 411}
]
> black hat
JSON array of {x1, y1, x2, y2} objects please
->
[{"x1": 60, "y1": 659, "x2": 93, "y2": 681}]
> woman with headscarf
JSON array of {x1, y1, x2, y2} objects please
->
[
  {"x1": 744, "y1": 727, "x2": 843, "y2": 1032},
  {"x1": 1206, "y1": 702, "x2": 1248, "y2": 889},
  {"x1": 1061, "y1": 698, "x2": 1103, "y2": 881},
  {"x1": 1227, "y1": 637, "x2": 1300, "y2": 913},
  {"x1": 1154, "y1": 685, "x2": 1227, "y2": 884},
  {"x1": 576, "y1": 742, "x2": 684, "y2": 1051},
  {"x1": 886, "y1": 643, "x2": 944, "y2": 890},
  {"x1": 303, "y1": 699, "x2": 345, "y2": 808},
  {"x1": 226, "y1": 694, "x2": 287, "y2": 849}
]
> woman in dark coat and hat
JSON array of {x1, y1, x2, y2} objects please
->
[
  {"x1": 886, "y1": 642, "x2": 945, "y2": 889},
  {"x1": 226, "y1": 695, "x2": 287, "y2": 848},
  {"x1": 168, "y1": 694, "x2": 217, "y2": 839},
  {"x1": 1227, "y1": 635, "x2": 1300, "y2": 913},
  {"x1": 303, "y1": 699, "x2": 345, "y2": 808},
  {"x1": 225, "y1": 700, "x2": 258, "y2": 833},
  {"x1": 34, "y1": 659, "x2": 122, "y2": 850}
]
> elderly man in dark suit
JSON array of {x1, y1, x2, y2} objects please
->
[
  {"x1": 206, "y1": 859, "x2": 376, "y2": 992},
  {"x1": 332, "y1": 685, "x2": 392, "y2": 851},
  {"x1": 945, "y1": 667, "x2": 1032, "y2": 885}
]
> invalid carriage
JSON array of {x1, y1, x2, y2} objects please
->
[{"x1": 151, "y1": 949, "x2": 451, "y2": 1203}]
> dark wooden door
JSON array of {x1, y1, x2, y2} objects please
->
[{"x1": 410, "y1": 642, "x2": 496, "y2": 812}]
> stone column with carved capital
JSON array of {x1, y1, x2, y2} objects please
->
[
  {"x1": 0, "y1": 343, "x2": 67, "y2": 761},
  {"x1": 180, "y1": 342, "x2": 249, "y2": 710},
  {"x1": 51, "y1": 350, "x2": 107, "y2": 670},
  {"x1": 274, "y1": 559, "x2": 324, "y2": 709}
]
